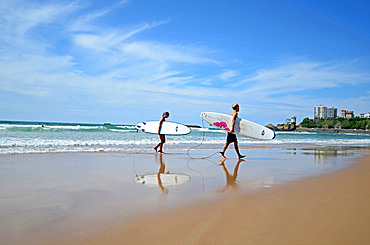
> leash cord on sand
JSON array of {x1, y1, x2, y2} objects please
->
[
  {"x1": 130, "y1": 120, "x2": 219, "y2": 158},
  {"x1": 186, "y1": 119, "x2": 219, "y2": 159},
  {"x1": 128, "y1": 129, "x2": 150, "y2": 154}
]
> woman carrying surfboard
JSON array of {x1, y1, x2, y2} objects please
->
[
  {"x1": 220, "y1": 104, "x2": 245, "y2": 159},
  {"x1": 154, "y1": 112, "x2": 169, "y2": 153}
]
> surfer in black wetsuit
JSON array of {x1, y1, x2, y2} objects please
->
[
  {"x1": 220, "y1": 103, "x2": 245, "y2": 160},
  {"x1": 154, "y1": 112, "x2": 169, "y2": 153}
]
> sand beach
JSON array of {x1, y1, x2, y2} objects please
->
[{"x1": 0, "y1": 147, "x2": 369, "y2": 245}]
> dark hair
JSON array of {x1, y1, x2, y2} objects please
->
[{"x1": 162, "y1": 112, "x2": 169, "y2": 117}]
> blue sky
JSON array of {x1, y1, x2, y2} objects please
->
[{"x1": 1, "y1": 0, "x2": 369, "y2": 125}]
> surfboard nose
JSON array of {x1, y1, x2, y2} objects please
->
[{"x1": 272, "y1": 131, "x2": 276, "y2": 139}]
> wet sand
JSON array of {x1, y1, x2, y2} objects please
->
[
  {"x1": 81, "y1": 152, "x2": 370, "y2": 245},
  {"x1": 1, "y1": 149, "x2": 369, "y2": 245}
]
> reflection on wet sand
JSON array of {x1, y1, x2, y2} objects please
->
[
  {"x1": 217, "y1": 158, "x2": 275, "y2": 192},
  {"x1": 157, "y1": 153, "x2": 168, "y2": 194},
  {"x1": 285, "y1": 147, "x2": 355, "y2": 164},
  {"x1": 310, "y1": 149, "x2": 353, "y2": 164},
  {"x1": 218, "y1": 158, "x2": 245, "y2": 193},
  {"x1": 135, "y1": 154, "x2": 191, "y2": 195}
]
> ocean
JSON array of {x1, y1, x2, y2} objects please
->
[{"x1": 1, "y1": 120, "x2": 370, "y2": 154}]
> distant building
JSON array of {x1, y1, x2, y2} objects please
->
[
  {"x1": 347, "y1": 111, "x2": 354, "y2": 118},
  {"x1": 327, "y1": 107, "x2": 337, "y2": 118},
  {"x1": 360, "y1": 112, "x2": 370, "y2": 118},
  {"x1": 314, "y1": 105, "x2": 325, "y2": 119},
  {"x1": 314, "y1": 105, "x2": 337, "y2": 119},
  {"x1": 339, "y1": 110, "x2": 354, "y2": 118},
  {"x1": 285, "y1": 116, "x2": 296, "y2": 125}
]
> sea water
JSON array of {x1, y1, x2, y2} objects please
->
[{"x1": 1, "y1": 120, "x2": 370, "y2": 154}]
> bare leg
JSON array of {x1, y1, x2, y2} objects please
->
[
  {"x1": 234, "y1": 142, "x2": 245, "y2": 159},
  {"x1": 154, "y1": 135, "x2": 165, "y2": 153},
  {"x1": 159, "y1": 135, "x2": 165, "y2": 153},
  {"x1": 220, "y1": 142, "x2": 230, "y2": 159},
  {"x1": 154, "y1": 143, "x2": 161, "y2": 152}
]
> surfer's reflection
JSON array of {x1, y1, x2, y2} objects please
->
[
  {"x1": 157, "y1": 153, "x2": 169, "y2": 195},
  {"x1": 135, "y1": 154, "x2": 190, "y2": 196},
  {"x1": 218, "y1": 158, "x2": 245, "y2": 193}
]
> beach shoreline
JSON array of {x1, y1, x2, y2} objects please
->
[
  {"x1": 79, "y1": 151, "x2": 370, "y2": 245},
  {"x1": 0, "y1": 149, "x2": 369, "y2": 245}
]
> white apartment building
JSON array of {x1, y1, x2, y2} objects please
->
[
  {"x1": 360, "y1": 112, "x2": 370, "y2": 118},
  {"x1": 314, "y1": 105, "x2": 337, "y2": 119},
  {"x1": 314, "y1": 105, "x2": 325, "y2": 119},
  {"x1": 339, "y1": 110, "x2": 354, "y2": 118}
]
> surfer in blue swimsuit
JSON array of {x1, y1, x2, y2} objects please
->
[
  {"x1": 154, "y1": 112, "x2": 169, "y2": 153},
  {"x1": 220, "y1": 104, "x2": 245, "y2": 159}
]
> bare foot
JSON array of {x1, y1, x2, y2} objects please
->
[{"x1": 219, "y1": 152, "x2": 227, "y2": 159}]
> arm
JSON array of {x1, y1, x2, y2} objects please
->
[{"x1": 230, "y1": 112, "x2": 237, "y2": 133}]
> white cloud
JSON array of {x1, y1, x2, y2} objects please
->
[
  {"x1": 237, "y1": 61, "x2": 369, "y2": 96},
  {"x1": 0, "y1": 0, "x2": 219, "y2": 103},
  {"x1": 218, "y1": 70, "x2": 239, "y2": 81},
  {"x1": 1, "y1": 1, "x2": 78, "y2": 37},
  {"x1": 72, "y1": 20, "x2": 170, "y2": 50},
  {"x1": 69, "y1": 9, "x2": 110, "y2": 32},
  {"x1": 121, "y1": 41, "x2": 215, "y2": 64},
  {"x1": 0, "y1": 1, "x2": 80, "y2": 55}
]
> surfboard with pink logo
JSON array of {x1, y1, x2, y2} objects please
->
[{"x1": 200, "y1": 112, "x2": 275, "y2": 140}]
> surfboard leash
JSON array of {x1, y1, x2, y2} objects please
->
[
  {"x1": 186, "y1": 119, "x2": 219, "y2": 159},
  {"x1": 127, "y1": 128, "x2": 151, "y2": 154}
]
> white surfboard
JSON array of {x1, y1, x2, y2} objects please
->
[
  {"x1": 200, "y1": 112, "x2": 275, "y2": 140},
  {"x1": 135, "y1": 173, "x2": 191, "y2": 187},
  {"x1": 135, "y1": 121, "x2": 191, "y2": 135}
]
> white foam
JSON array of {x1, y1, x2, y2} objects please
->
[{"x1": 1, "y1": 124, "x2": 369, "y2": 154}]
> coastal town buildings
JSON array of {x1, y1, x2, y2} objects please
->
[
  {"x1": 314, "y1": 105, "x2": 337, "y2": 119},
  {"x1": 360, "y1": 112, "x2": 370, "y2": 118},
  {"x1": 314, "y1": 105, "x2": 370, "y2": 119},
  {"x1": 285, "y1": 116, "x2": 296, "y2": 125},
  {"x1": 339, "y1": 110, "x2": 354, "y2": 118}
]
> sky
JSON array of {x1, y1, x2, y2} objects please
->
[{"x1": 1, "y1": 0, "x2": 369, "y2": 126}]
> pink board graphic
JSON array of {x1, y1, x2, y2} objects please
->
[{"x1": 213, "y1": 121, "x2": 230, "y2": 131}]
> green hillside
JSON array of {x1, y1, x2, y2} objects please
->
[{"x1": 299, "y1": 117, "x2": 369, "y2": 130}]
